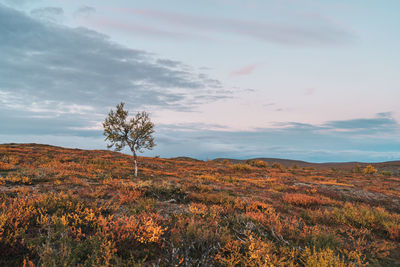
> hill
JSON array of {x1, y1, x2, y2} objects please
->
[
  {"x1": 0, "y1": 143, "x2": 400, "y2": 266},
  {"x1": 215, "y1": 157, "x2": 400, "y2": 174}
]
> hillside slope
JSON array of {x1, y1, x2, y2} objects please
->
[
  {"x1": 215, "y1": 157, "x2": 400, "y2": 173},
  {"x1": 0, "y1": 143, "x2": 400, "y2": 266}
]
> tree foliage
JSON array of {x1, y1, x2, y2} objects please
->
[{"x1": 103, "y1": 102, "x2": 155, "y2": 176}]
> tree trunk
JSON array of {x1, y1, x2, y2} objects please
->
[{"x1": 133, "y1": 151, "x2": 138, "y2": 177}]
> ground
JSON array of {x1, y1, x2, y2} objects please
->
[{"x1": 0, "y1": 143, "x2": 399, "y2": 266}]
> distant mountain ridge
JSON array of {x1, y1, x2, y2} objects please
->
[{"x1": 213, "y1": 157, "x2": 400, "y2": 173}]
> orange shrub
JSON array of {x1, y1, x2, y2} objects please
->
[
  {"x1": 384, "y1": 222, "x2": 400, "y2": 241},
  {"x1": 5, "y1": 175, "x2": 32, "y2": 185},
  {"x1": 271, "y1": 162, "x2": 284, "y2": 170},
  {"x1": 118, "y1": 187, "x2": 142, "y2": 204},
  {"x1": 301, "y1": 247, "x2": 354, "y2": 267},
  {"x1": 363, "y1": 165, "x2": 377, "y2": 175},
  {"x1": 283, "y1": 193, "x2": 324, "y2": 207},
  {"x1": 215, "y1": 240, "x2": 243, "y2": 266},
  {"x1": 0, "y1": 162, "x2": 14, "y2": 171},
  {"x1": 249, "y1": 160, "x2": 268, "y2": 168},
  {"x1": 246, "y1": 235, "x2": 284, "y2": 266},
  {"x1": 231, "y1": 163, "x2": 252, "y2": 172},
  {"x1": 189, "y1": 203, "x2": 208, "y2": 217},
  {"x1": 101, "y1": 214, "x2": 165, "y2": 245}
]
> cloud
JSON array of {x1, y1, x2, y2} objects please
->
[
  {"x1": 322, "y1": 113, "x2": 398, "y2": 134},
  {"x1": 304, "y1": 88, "x2": 315, "y2": 96},
  {"x1": 2, "y1": 56, "x2": 399, "y2": 166},
  {"x1": 74, "y1": 6, "x2": 96, "y2": 18},
  {"x1": 112, "y1": 8, "x2": 355, "y2": 45},
  {"x1": 0, "y1": 105, "x2": 98, "y2": 137},
  {"x1": 230, "y1": 63, "x2": 259, "y2": 76},
  {"x1": 156, "y1": 59, "x2": 183, "y2": 68},
  {"x1": 0, "y1": 0, "x2": 35, "y2": 7},
  {"x1": 377, "y1": 112, "x2": 393, "y2": 118},
  {"x1": 151, "y1": 113, "x2": 400, "y2": 162},
  {"x1": 0, "y1": 4, "x2": 228, "y2": 112},
  {"x1": 0, "y1": 4, "x2": 230, "y2": 143},
  {"x1": 30, "y1": 7, "x2": 64, "y2": 23},
  {"x1": 85, "y1": 16, "x2": 213, "y2": 42}
]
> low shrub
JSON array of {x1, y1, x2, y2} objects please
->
[
  {"x1": 231, "y1": 164, "x2": 252, "y2": 172},
  {"x1": 162, "y1": 217, "x2": 224, "y2": 266},
  {"x1": 4, "y1": 175, "x2": 32, "y2": 185},
  {"x1": 362, "y1": 165, "x2": 377, "y2": 175},
  {"x1": 249, "y1": 160, "x2": 268, "y2": 168},
  {"x1": 308, "y1": 232, "x2": 342, "y2": 250},
  {"x1": 308, "y1": 203, "x2": 400, "y2": 240},
  {"x1": 143, "y1": 183, "x2": 188, "y2": 203},
  {"x1": 39, "y1": 229, "x2": 116, "y2": 267},
  {"x1": 271, "y1": 162, "x2": 284, "y2": 170},
  {"x1": 0, "y1": 162, "x2": 14, "y2": 171},
  {"x1": 117, "y1": 187, "x2": 142, "y2": 204},
  {"x1": 283, "y1": 193, "x2": 324, "y2": 208},
  {"x1": 379, "y1": 170, "x2": 393, "y2": 177},
  {"x1": 301, "y1": 247, "x2": 352, "y2": 267}
]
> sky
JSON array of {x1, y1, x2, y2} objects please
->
[{"x1": 0, "y1": 0, "x2": 399, "y2": 162}]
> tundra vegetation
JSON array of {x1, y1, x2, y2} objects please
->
[{"x1": 0, "y1": 144, "x2": 400, "y2": 266}]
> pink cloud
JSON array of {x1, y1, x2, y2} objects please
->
[
  {"x1": 304, "y1": 88, "x2": 316, "y2": 96},
  {"x1": 230, "y1": 63, "x2": 259, "y2": 76},
  {"x1": 107, "y1": 8, "x2": 354, "y2": 46},
  {"x1": 82, "y1": 16, "x2": 212, "y2": 41}
]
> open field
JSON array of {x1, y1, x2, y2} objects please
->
[{"x1": 0, "y1": 143, "x2": 400, "y2": 266}]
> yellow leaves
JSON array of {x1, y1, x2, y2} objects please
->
[
  {"x1": 102, "y1": 177, "x2": 120, "y2": 186},
  {"x1": 189, "y1": 203, "x2": 223, "y2": 219},
  {"x1": 283, "y1": 193, "x2": 325, "y2": 208},
  {"x1": 271, "y1": 162, "x2": 284, "y2": 171},
  {"x1": 315, "y1": 180, "x2": 354, "y2": 187},
  {"x1": 118, "y1": 187, "x2": 142, "y2": 204},
  {"x1": 84, "y1": 208, "x2": 96, "y2": 223},
  {"x1": 246, "y1": 200, "x2": 273, "y2": 213},
  {"x1": 104, "y1": 214, "x2": 166, "y2": 245},
  {"x1": 382, "y1": 219, "x2": 400, "y2": 241},
  {"x1": 247, "y1": 235, "x2": 275, "y2": 266},
  {"x1": 0, "y1": 162, "x2": 14, "y2": 171},
  {"x1": 249, "y1": 160, "x2": 269, "y2": 168},
  {"x1": 363, "y1": 165, "x2": 377, "y2": 175},
  {"x1": 0, "y1": 213, "x2": 7, "y2": 240},
  {"x1": 306, "y1": 202, "x2": 400, "y2": 240},
  {"x1": 215, "y1": 240, "x2": 242, "y2": 266},
  {"x1": 189, "y1": 203, "x2": 208, "y2": 217},
  {"x1": 138, "y1": 216, "x2": 165, "y2": 244},
  {"x1": 217, "y1": 235, "x2": 286, "y2": 267},
  {"x1": 198, "y1": 174, "x2": 218, "y2": 181},
  {"x1": 68, "y1": 176, "x2": 89, "y2": 187},
  {"x1": 231, "y1": 163, "x2": 253, "y2": 172},
  {"x1": 37, "y1": 212, "x2": 49, "y2": 226},
  {"x1": 233, "y1": 198, "x2": 246, "y2": 211},
  {"x1": 301, "y1": 247, "x2": 349, "y2": 267},
  {"x1": 4, "y1": 175, "x2": 32, "y2": 185},
  {"x1": 60, "y1": 215, "x2": 69, "y2": 227},
  {"x1": 49, "y1": 208, "x2": 98, "y2": 229}
]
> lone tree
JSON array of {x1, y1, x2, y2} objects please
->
[{"x1": 103, "y1": 102, "x2": 155, "y2": 177}]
